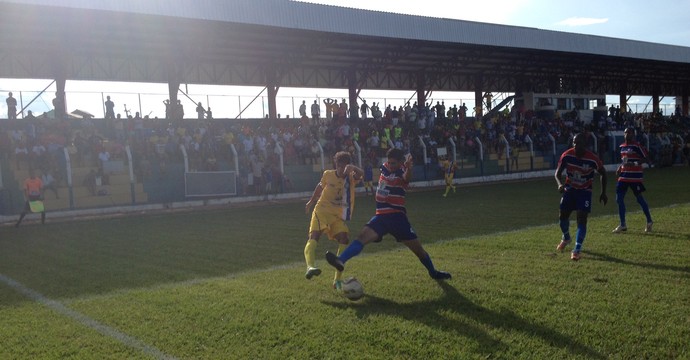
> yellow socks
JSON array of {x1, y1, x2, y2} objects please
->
[{"x1": 304, "y1": 239, "x2": 318, "y2": 268}]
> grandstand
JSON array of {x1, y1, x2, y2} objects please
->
[{"x1": 1, "y1": 0, "x2": 689, "y2": 216}]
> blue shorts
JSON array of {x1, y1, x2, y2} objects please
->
[
  {"x1": 365, "y1": 212, "x2": 417, "y2": 242},
  {"x1": 559, "y1": 188, "x2": 592, "y2": 213},
  {"x1": 616, "y1": 181, "x2": 646, "y2": 196}
]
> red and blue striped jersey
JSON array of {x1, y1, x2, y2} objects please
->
[
  {"x1": 375, "y1": 162, "x2": 408, "y2": 215},
  {"x1": 618, "y1": 142, "x2": 648, "y2": 183},
  {"x1": 557, "y1": 148, "x2": 603, "y2": 191}
]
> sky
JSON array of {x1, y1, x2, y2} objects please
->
[
  {"x1": 2, "y1": 0, "x2": 688, "y2": 119},
  {"x1": 301, "y1": 0, "x2": 690, "y2": 47}
]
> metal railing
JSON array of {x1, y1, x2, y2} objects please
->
[{"x1": 4, "y1": 86, "x2": 678, "y2": 121}]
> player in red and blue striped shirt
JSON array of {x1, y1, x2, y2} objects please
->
[
  {"x1": 613, "y1": 127, "x2": 653, "y2": 233},
  {"x1": 555, "y1": 133, "x2": 608, "y2": 261},
  {"x1": 325, "y1": 148, "x2": 451, "y2": 280}
]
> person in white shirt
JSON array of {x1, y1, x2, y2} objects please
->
[
  {"x1": 98, "y1": 149, "x2": 111, "y2": 170},
  {"x1": 41, "y1": 170, "x2": 59, "y2": 199}
]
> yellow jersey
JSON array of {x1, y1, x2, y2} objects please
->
[
  {"x1": 315, "y1": 170, "x2": 357, "y2": 220},
  {"x1": 440, "y1": 159, "x2": 456, "y2": 176}
]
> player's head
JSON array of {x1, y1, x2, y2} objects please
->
[
  {"x1": 573, "y1": 133, "x2": 586, "y2": 156},
  {"x1": 386, "y1": 148, "x2": 405, "y2": 170},
  {"x1": 624, "y1": 127, "x2": 635, "y2": 142},
  {"x1": 333, "y1": 151, "x2": 352, "y2": 172}
]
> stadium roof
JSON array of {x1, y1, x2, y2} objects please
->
[{"x1": 2, "y1": 0, "x2": 689, "y2": 95}]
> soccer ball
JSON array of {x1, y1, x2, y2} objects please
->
[{"x1": 341, "y1": 277, "x2": 364, "y2": 301}]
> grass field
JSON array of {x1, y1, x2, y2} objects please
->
[{"x1": 1, "y1": 167, "x2": 689, "y2": 359}]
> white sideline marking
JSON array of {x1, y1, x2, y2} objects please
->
[{"x1": 0, "y1": 273, "x2": 177, "y2": 360}]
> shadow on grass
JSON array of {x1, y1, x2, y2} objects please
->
[
  {"x1": 322, "y1": 281, "x2": 604, "y2": 359},
  {"x1": 639, "y1": 230, "x2": 690, "y2": 241},
  {"x1": 584, "y1": 250, "x2": 690, "y2": 273},
  {"x1": 607, "y1": 227, "x2": 690, "y2": 241}
]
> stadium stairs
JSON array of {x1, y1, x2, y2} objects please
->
[{"x1": 8, "y1": 162, "x2": 148, "y2": 212}]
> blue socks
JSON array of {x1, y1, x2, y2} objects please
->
[
  {"x1": 560, "y1": 218, "x2": 571, "y2": 240},
  {"x1": 339, "y1": 241, "x2": 441, "y2": 278},
  {"x1": 636, "y1": 195, "x2": 653, "y2": 223},
  {"x1": 420, "y1": 254, "x2": 437, "y2": 275},
  {"x1": 616, "y1": 192, "x2": 627, "y2": 226},
  {"x1": 338, "y1": 240, "x2": 364, "y2": 264},
  {"x1": 618, "y1": 189, "x2": 653, "y2": 225},
  {"x1": 574, "y1": 223, "x2": 587, "y2": 253}
]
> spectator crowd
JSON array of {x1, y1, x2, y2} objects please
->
[{"x1": 2, "y1": 91, "x2": 690, "y2": 198}]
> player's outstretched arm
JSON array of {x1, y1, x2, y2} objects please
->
[
  {"x1": 598, "y1": 166, "x2": 608, "y2": 205},
  {"x1": 306, "y1": 183, "x2": 323, "y2": 214},
  {"x1": 554, "y1": 162, "x2": 566, "y2": 192},
  {"x1": 402, "y1": 154, "x2": 414, "y2": 182},
  {"x1": 344, "y1": 164, "x2": 364, "y2": 181}
]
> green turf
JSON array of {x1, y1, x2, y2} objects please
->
[{"x1": 1, "y1": 167, "x2": 689, "y2": 359}]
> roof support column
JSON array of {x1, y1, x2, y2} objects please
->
[
  {"x1": 348, "y1": 70, "x2": 358, "y2": 120},
  {"x1": 166, "y1": 61, "x2": 181, "y2": 120},
  {"x1": 54, "y1": 77, "x2": 66, "y2": 119},
  {"x1": 619, "y1": 82, "x2": 627, "y2": 114},
  {"x1": 416, "y1": 72, "x2": 426, "y2": 110},
  {"x1": 168, "y1": 81, "x2": 180, "y2": 107},
  {"x1": 652, "y1": 86, "x2": 660, "y2": 115},
  {"x1": 474, "y1": 91, "x2": 483, "y2": 117},
  {"x1": 51, "y1": 53, "x2": 67, "y2": 119},
  {"x1": 682, "y1": 86, "x2": 689, "y2": 116},
  {"x1": 167, "y1": 81, "x2": 180, "y2": 120},
  {"x1": 474, "y1": 75, "x2": 483, "y2": 117},
  {"x1": 514, "y1": 76, "x2": 527, "y2": 112},
  {"x1": 267, "y1": 85, "x2": 278, "y2": 119},
  {"x1": 265, "y1": 68, "x2": 279, "y2": 119},
  {"x1": 514, "y1": 76, "x2": 525, "y2": 99}
]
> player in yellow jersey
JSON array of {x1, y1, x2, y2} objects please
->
[
  {"x1": 439, "y1": 156, "x2": 458, "y2": 197},
  {"x1": 304, "y1": 151, "x2": 363, "y2": 290}
]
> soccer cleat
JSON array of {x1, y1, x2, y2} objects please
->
[
  {"x1": 612, "y1": 225, "x2": 628, "y2": 233},
  {"x1": 571, "y1": 252, "x2": 581, "y2": 261},
  {"x1": 332, "y1": 280, "x2": 342, "y2": 291},
  {"x1": 305, "y1": 267, "x2": 321, "y2": 280},
  {"x1": 556, "y1": 239, "x2": 571, "y2": 252},
  {"x1": 645, "y1": 222, "x2": 653, "y2": 233},
  {"x1": 431, "y1": 270, "x2": 452, "y2": 280},
  {"x1": 325, "y1": 251, "x2": 345, "y2": 272}
]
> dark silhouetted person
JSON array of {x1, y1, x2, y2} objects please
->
[
  {"x1": 6, "y1": 92, "x2": 17, "y2": 119},
  {"x1": 105, "y1": 95, "x2": 115, "y2": 119}
]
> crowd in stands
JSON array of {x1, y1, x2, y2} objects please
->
[{"x1": 2, "y1": 93, "x2": 690, "y2": 197}]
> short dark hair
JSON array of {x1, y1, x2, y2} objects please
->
[{"x1": 386, "y1": 148, "x2": 405, "y2": 162}]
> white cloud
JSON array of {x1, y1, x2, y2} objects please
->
[{"x1": 556, "y1": 17, "x2": 609, "y2": 27}]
